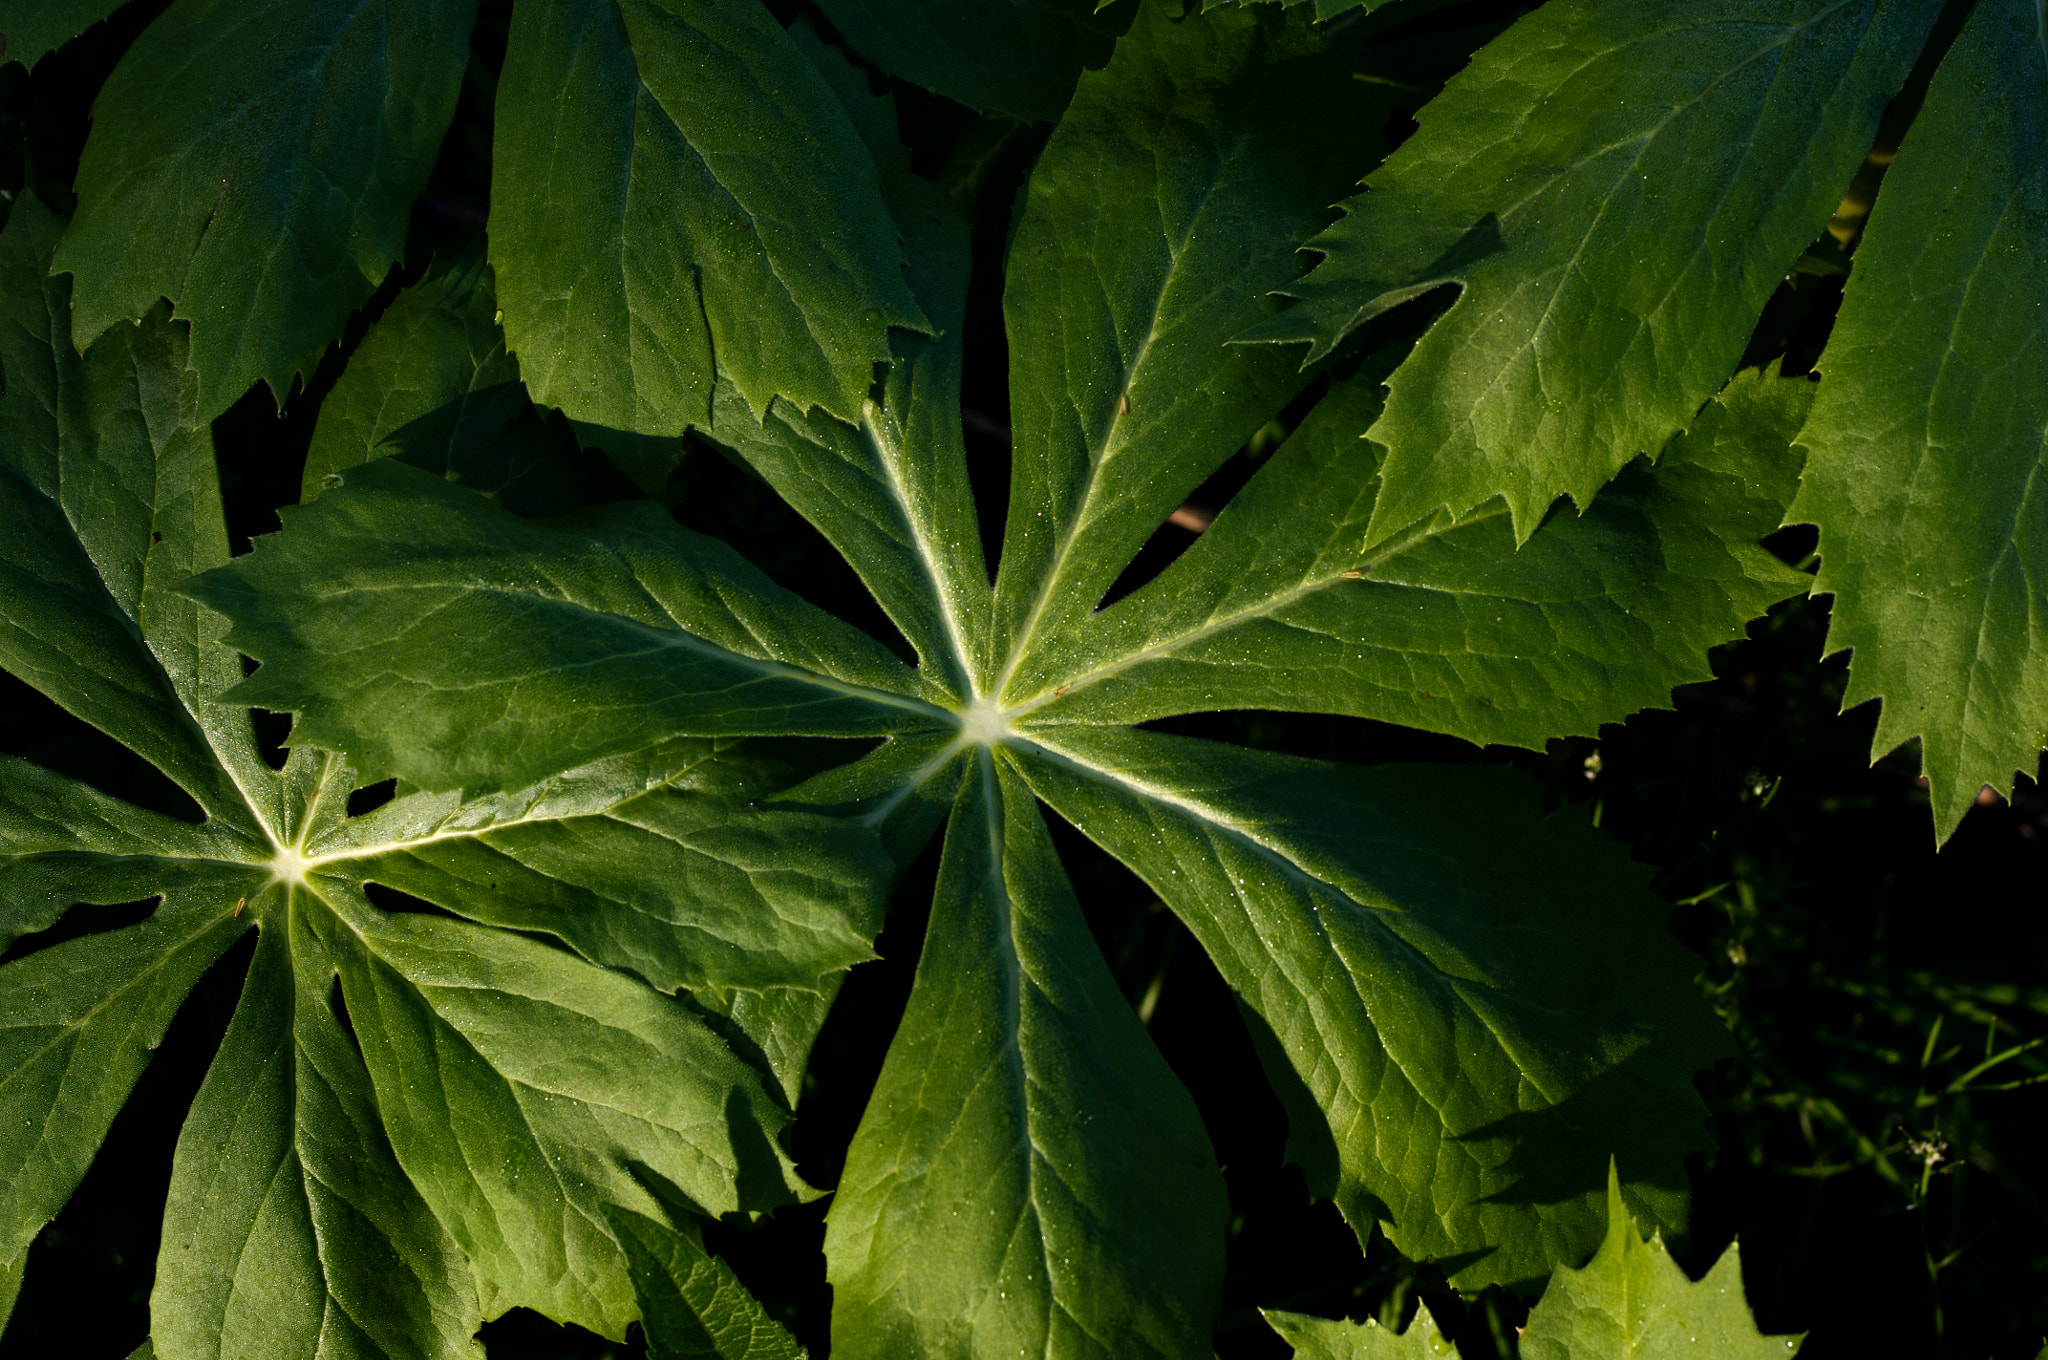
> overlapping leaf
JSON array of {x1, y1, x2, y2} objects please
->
[
  {"x1": 1240, "y1": 0, "x2": 1940, "y2": 542},
  {"x1": 197, "y1": 1, "x2": 1813, "y2": 1346},
  {"x1": 52, "y1": 0, "x2": 477, "y2": 421},
  {"x1": 1789, "y1": 0, "x2": 2048, "y2": 837},
  {"x1": 489, "y1": 0, "x2": 929, "y2": 467},
  {"x1": 0, "y1": 198, "x2": 888, "y2": 1354}
]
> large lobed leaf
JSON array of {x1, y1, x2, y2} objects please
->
[
  {"x1": 1241, "y1": 0, "x2": 1941, "y2": 543},
  {"x1": 0, "y1": 197, "x2": 889, "y2": 1354},
  {"x1": 1789, "y1": 0, "x2": 2048, "y2": 837},
  {"x1": 192, "y1": 0, "x2": 1820, "y2": 1344}
]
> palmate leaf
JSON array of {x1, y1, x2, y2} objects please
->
[
  {"x1": 1238, "y1": 0, "x2": 1941, "y2": 544},
  {"x1": 199, "y1": 0, "x2": 1816, "y2": 1346},
  {"x1": 488, "y1": 0, "x2": 930, "y2": 468},
  {"x1": 51, "y1": 0, "x2": 478, "y2": 423},
  {"x1": 1789, "y1": 0, "x2": 2048, "y2": 838},
  {"x1": 0, "y1": 198, "x2": 890, "y2": 1353},
  {"x1": 1263, "y1": 1303, "x2": 1458, "y2": 1358}
]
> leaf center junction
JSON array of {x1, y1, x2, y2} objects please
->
[
  {"x1": 268, "y1": 844, "x2": 314, "y2": 888},
  {"x1": 955, "y1": 699, "x2": 1013, "y2": 747}
]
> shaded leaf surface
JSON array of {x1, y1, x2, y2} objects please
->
[
  {"x1": 1789, "y1": 0, "x2": 2048, "y2": 837},
  {"x1": 610, "y1": 1207, "x2": 805, "y2": 1359},
  {"x1": 1011, "y1": 730, "x2": 1731, "y2": 1290},
  {"x1": 0, "y1": 0, "x2": 128, "y2": 68},
  {"x1": 489, "y1": 0, "x2": 928, "y2": 462},
  {"x1": 810, "y1": 0, "x2": 1127, "y2": 121},
  {"x1": 54, "y1": 0, "x2": 478, "y2": 420},
  {"x1": 1242, "y1": 0, "x2": 1939, "y2": 542}
]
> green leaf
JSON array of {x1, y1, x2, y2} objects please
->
[
  {"x1": 1517, "y1": 1163, "x2": 1799, "y2": 1359},
  {"x1": 52, "y1": 0, "x2": 478, "y2": 421},
  {"x1": 992, "y1": 0, "x2": 1384, "y2": 696},
  {"x1": 1010, "y1": 364, "x2": 1813, "y2": 745},
  {"x1": 200, "y1": 0, "x2": 1783, "y2": 1326},
  {"x1": 700, "y1": 26, "x2": 994, "y2": 700},
  {"x1": 1788, "y1": 0, "x2": 2048, "y2": 838},
  {"x1": 609, "y1": 1207, "x2": 805, "y2": 1359},
  {"x1": 0, "y1": 201, "x2": 890, "y2": 1352},
  {"x1": 319, "y1": 879, "x2": 809, "y2": 1337},
  {"x1": 488, "y1": 0, "x2": 930, "y2": 461},
  {"x1": 302, "y1": 243, "x2": 649, "y2": 505},
  {"x1": 1011, "y1": 731, "x2": 1732, "y2": 1292},
  {"x1": 152, "y1": 915, "x2": 481, "y2": 1360},
  {"x1": 187, "y1": 459, "x2": 953, "y2": 796},
  {"x1": 808, "y1": 0, "x2": 1128, "y2": 121},
  {"x1": 1240, "y1": 0, "x2": 1941, "y2": 543},
  {"x1": 825, "y1": 751, "x2": 1225, "y2": 1359},
  {"x1": 0, "y1": 0, "x2": 128, "y2": 68},
  {"x1": 1263, "y1": 1302, "x2": 1458, "y2": 1358}
]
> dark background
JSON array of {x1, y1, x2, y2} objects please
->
[{"x1": 3, "y1": 0, "x2": 2043, "y2": 1356}]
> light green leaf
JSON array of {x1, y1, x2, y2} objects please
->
[
  {"x1": 1240, "y1": 0, "x2": 1940, "y2": 543},
  {"x1": 1011, "y1": 730, "x2": 1732, "y2": 1292},
  {"x1": 0, "y1": 1249, "x2": 19, "y2": 1338},
  {"x1": 992, "y1": 0, "x2": 1383, "y2": 697},
  {"x1": 825, "y1": 752, "x2": 1225, "y2": 1359},
  {"x1": 489, "y1": 0, "x2": 929, "y2": 462},
  {"x1": 0, "y1": 199, "x2": 889, "y2": 1353},
  {"x1": 186, "y1": 459, "x2": 950, "y2": 796},
  {"x1": 53, "y1": 0, "x2": 478, "y2": 421},
  {"x1": 1517, "y1": 1163, "x2": 1798, "y2": 1359},
  {"x1": 609, "y1": 1207, "x2": 805, "y2": 1360},
  {"x1": 152, "y1": 914, "x2": 480, "y2": 1360},
  {"x1": 1788, "y1": 0, "x2": 2048, "y2": 838},
  {"x1": 809, "y1": 0, "x2": 1127, "y2": 121},
  {"x1": 0, "y1": 0, "x2": 128, "y2": 68},
  {"x1": 317, "y1": 880, "x2": 808, "y2": 1338},
  {"x1": 1011, "y1": 364, "x2": 1812, "y2": 746},
  {"x1": 1263, "y1": 1302, "x2": 1458, "y2": 1358}
]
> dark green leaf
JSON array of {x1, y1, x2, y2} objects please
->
[
  {"x1": 53, "y1": 0, "x2": 478, "y2": 420},
  {"x1": 610, "y1": 1207, "x2": 805, "y2": 1360},
  {"x1": 0, "y1": 0, "x2": 128, "y2": 68},
  {"x1": 1240, "y1": 0, "x2": 1939, "y2": 543},
  {"x1": 1788, "y1": 0, "x2": 2048, "y2": 838},
  {"x1": 809, "y1": 0, "x2": 1127, "y2": 121},
  {"x1": 1011, "y1": 731, "x2": 1732, "y2": 1291},
  {"x1": 489, "y1": 0, "x2": 929, "y2": 461}
]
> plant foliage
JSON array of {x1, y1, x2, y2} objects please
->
[{"x1": 0, "y1": 0, "x2": 2044, "y2": 1354}]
